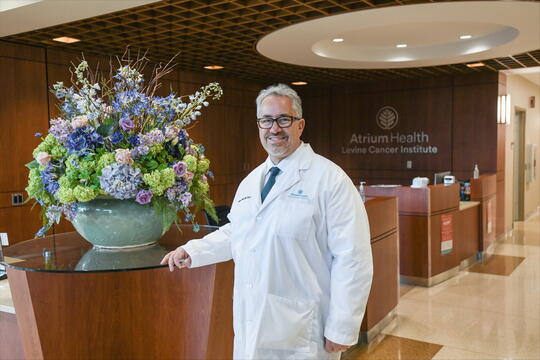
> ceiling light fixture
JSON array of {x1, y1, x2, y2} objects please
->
[
  {"x1": 332, "y1": 38, "x2": 344, "y2": 43},
  {"x1": 291, "y1": 81, "x2": 308, "y2": 86},
  {"x1": 466, "y1": 62, "x2": 485, "y2": 68},
  {"x1": 460, "y1": 35, "x2": 472, "y2": 40},
  {"x1": 52, "y1": 36, "x2": 80, "y2": 44},
  {"x1": 396, "y1": 44, "x2": 407, "y2": 48},
  {"x1": 204, "y1": 65, "x2": 224, "y2": 70}
]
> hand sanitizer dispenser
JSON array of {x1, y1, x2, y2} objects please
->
[
  {"x1": 473, "y1": 164, "x2": 479, "y2": 179},
  {"x1": 359, "y1": 181, "x2": 366, "y2": 202}
]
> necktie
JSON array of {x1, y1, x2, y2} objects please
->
[{"x1": 261, "y1": 167, "x2": 280, "y2": 203}]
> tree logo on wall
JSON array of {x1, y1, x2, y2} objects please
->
[{"x1": 376, "y1": 106, "x2": 399, "y2": 130}]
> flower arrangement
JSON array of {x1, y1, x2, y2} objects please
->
[{"x1": 26, "y1": 55, "x2": 222, "y2": 237}]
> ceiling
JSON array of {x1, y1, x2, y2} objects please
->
[{"x1": 2, "y1": 0, "x2": 540, "y2": 86}]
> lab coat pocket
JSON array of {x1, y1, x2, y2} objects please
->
[
  {"x1": 256, "y1": 294, "x2": 315, "y2": 352},
  {"x1": 277, "y1": 198, "x2": 315, "y2": 239}
]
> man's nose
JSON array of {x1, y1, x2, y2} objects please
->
[{"x1": 270, "y1": 119, "x2": 282, "y2": 133}]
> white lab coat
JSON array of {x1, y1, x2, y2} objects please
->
[{"x1": 182, "y1": 143, "x2": 373, "y2": 360}]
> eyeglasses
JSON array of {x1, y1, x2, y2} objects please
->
[{"x1": 256, "y1": 115, "x2": 301, "y2": 129}]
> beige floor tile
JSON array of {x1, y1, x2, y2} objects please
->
[
  {"x1": 382, "y1": 297, "x2": 540, "y2": 359},
  {"x1": 343, "y1": 334, "x2": 442, "y2": 360},
  {"x1": 402, "y1": 272, "x2": 540, "y2": 320},
  {"x1": 432, "y1": 346, "x2": 504, "y2": 360}
]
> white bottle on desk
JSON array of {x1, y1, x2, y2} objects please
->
[
  {"x1": 473, "y1": 164, "x2": 479, "y2": 179},
  {"x1": 359, "y1": 181, "x2": 366, "y2": 202}
]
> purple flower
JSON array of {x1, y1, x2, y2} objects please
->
[
  {"x1": 49, "y1": 118, "x2": 73, "y2": 143},
  {"x1": 140, "y1": 129, "x2": 165, "y2": 147},
  {"x1": 130, "y1": 145, "x2": 149, "y2": 159},
  {"x1": 119, "y1": 117, "x2": 135, "y2": 132},
  {"x1": 173, "y1": 161, "x2": 187, "y2": 177},
  {"x1": 135, "y1": 190, "x2": 153, "y2": 204},
  {"x1": 180, "y1": 192, "x2": 192, "y2": 207}
]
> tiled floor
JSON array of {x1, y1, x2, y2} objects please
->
[{"x1": 344, "y1": 212, "x2": 540, "y2": 360}]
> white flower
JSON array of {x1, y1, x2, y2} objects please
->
[
  {"x1": 115, "y1": 149, "x2": 133, "y2": 165},
  {"x1": 71, "y1": 115, "x2": 89, "y2": 129},
  {"x1": 36, "y1": 152, "x2": 52, "y2": 166}
]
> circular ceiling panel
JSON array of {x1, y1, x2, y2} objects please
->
[{"x1": 256, "y1": 1, "x2": 540, "y2": 69}]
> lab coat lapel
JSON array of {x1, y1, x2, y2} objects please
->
[
  {"x1": 259, "y1": 168, "x2": 301, "y2": 212},
  {"x1": 258, "y1": 144, "x2": 314, "y2": 212}
]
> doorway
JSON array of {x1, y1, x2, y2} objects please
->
[{"x1": 513, "y1": 109, "x2": 526, "y2": 222}]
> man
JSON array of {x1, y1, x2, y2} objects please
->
[{"x1": 161, "y1": 84, "x2": 373, "y2": 359}]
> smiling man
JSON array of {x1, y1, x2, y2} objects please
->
[{"x1": 161, "y1": 84, "x2": 373, "y2": 360}]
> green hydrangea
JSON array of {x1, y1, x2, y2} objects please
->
[
  {"x1": 184, "y1": 155, "x2": 197, "y2": 172},
  {"x1": 197, "y1": 158, "x2": 210, "y2": 173},
  {"x1": 96, "y1": 152, "x2": 115, "y2": 172},
  {"x1": 65, "y1": 155, "x2": 81, "y2": 180},
  {"x1": 58, "y1": 175, "x2": 77, "y2": 189},
  {"x1": 25, "y1": 168, "x2": 52, "y2": 202},
  {"x1": 56, "y1": 187, "x2": 76, "y2": 204},
  {"x1": 150, "y1": 144, "x2": 164, "y2": 155},
  {"x1": 32, "y1": 134, "x2": 62, "y2": 158},
  {"x1": 73, "y1": 185, "x2": 98, "y2": 202},
  {"x1": 142, "y1": 168, "x2": 175, "y2": 196},
  {"x1": 197, "y1": 180, "x2": 209, "y2": 194}
]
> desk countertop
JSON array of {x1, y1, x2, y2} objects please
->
[
  {"x1": 0, "y1": 279, "x2": 15, "y2": 314},
  {"x1": 459, "y1": 201, "x2": 481, "y2": 211}
]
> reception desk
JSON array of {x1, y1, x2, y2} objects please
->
[
  {"x1": 364, "y1": 184, "x2": 480, "y2": 287},
  {"x1": 360, "y1": 196, "x2": 399, "y2": 342},
  {"x1": 470, "y1": 173, "x2": 497, "y2": 254}
]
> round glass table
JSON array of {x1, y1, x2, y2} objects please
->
[
  {"x1": 1, "y1": 224, "x2": 217, "y2": 272},
  {"x1": 1, "y1": 224, "x2": 234, "y2": 360}
]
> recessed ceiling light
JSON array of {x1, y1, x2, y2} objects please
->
[
  {"x1": 332, "y1": 38, "x2": 344, "y2": 43},
  {"x1": 396, "y1": 44, "x2": 407, "y2": 48},
  {"x1": 467, "y1": 62, "x2": 485, "y2": 68},
  {"x1": 291, "y1": 81, "x2": 308, "y2": 86},
  {"x1": 204, "y1": 65, "x2": 224, "y2": 70},
  {"x1": 52, "y1": 36, "x2": 80, "y2": 44},
  {"x1": 460, "y1": 34, "x2": 472, "y2": 40}
]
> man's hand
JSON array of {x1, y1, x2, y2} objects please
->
[
  {"x1": 160, "y1": 247, "x2": 191, "y2": 271},
  {"x1": 324, "y1": 338, "x2": 351, "y2": 353}
]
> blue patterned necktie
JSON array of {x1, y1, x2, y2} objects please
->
[{"x1": 261, "y1": 167, "x2": 280, "y2": 203}]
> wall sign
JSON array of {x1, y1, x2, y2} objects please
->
[
  {"x1": 440, "y1": 214, "x2": 453, "y2": 255},
  {"x1": 342, "y1": 105, "x2": 439, "y2": 155}
]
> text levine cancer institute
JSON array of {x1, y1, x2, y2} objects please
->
[{"x1": 342, "y1": 131, "x2": 438, "y2": 154}]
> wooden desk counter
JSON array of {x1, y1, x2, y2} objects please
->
[
  {"x1": 360, "y1": 196, "x2": 399, "y2": 342},
  {"x1": 470, "y1": 174, "x2": 497, "y2": 253},
  {"x1": 364, "y1": 184, "x2": 464, "y2": 287}
]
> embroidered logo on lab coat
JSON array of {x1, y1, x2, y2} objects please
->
[{"x1": 288, "y1": 189, "x2": 308, "y2": 199}]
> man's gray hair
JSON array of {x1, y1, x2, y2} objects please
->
[{"x1": 256, "y1": 83, "x2": 303, "y2": 118}]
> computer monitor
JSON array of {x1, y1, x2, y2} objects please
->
[{"x1": 434, "y1": 171, "x2": 451, "y2": 185}]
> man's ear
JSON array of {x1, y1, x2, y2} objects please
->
[{"x1": 298, "y1": 118, "x2": 305, "y2": 132}]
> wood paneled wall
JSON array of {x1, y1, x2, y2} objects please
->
[
  {"x1": 0, "y1": 41, "x2": 266, "y2": 244},
  {"x1": 299, "y1": 73, "x2": 500, "y2": 185}
]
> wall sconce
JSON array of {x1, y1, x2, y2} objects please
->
[{"x1": 497, "y1": 94, "x2": 511, "y2": 124}]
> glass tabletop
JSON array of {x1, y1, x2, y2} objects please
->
[{"x1": 0, "y1": 225, "x2": 218, "y2": 273}]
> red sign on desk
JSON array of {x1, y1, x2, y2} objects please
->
[{"x1": 441, "y1": 214, "x2": 453, "y2": 255}]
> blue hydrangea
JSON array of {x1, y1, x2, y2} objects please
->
[
  {"x1": 40, "y1": 165, "x2": 59, "y2": 195},
  {"x1": 99, "y1": 163, "x2": 142, "y2": 199},
  {"x1": 110, "y1": 131, "x2": 124, "y2": 145},
  {"x1": 128, "y1": 135, "x2": 140, "y2": 147},
  {"x1": 65, "y1": 126, "x2": 103, "y2": 155}
]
